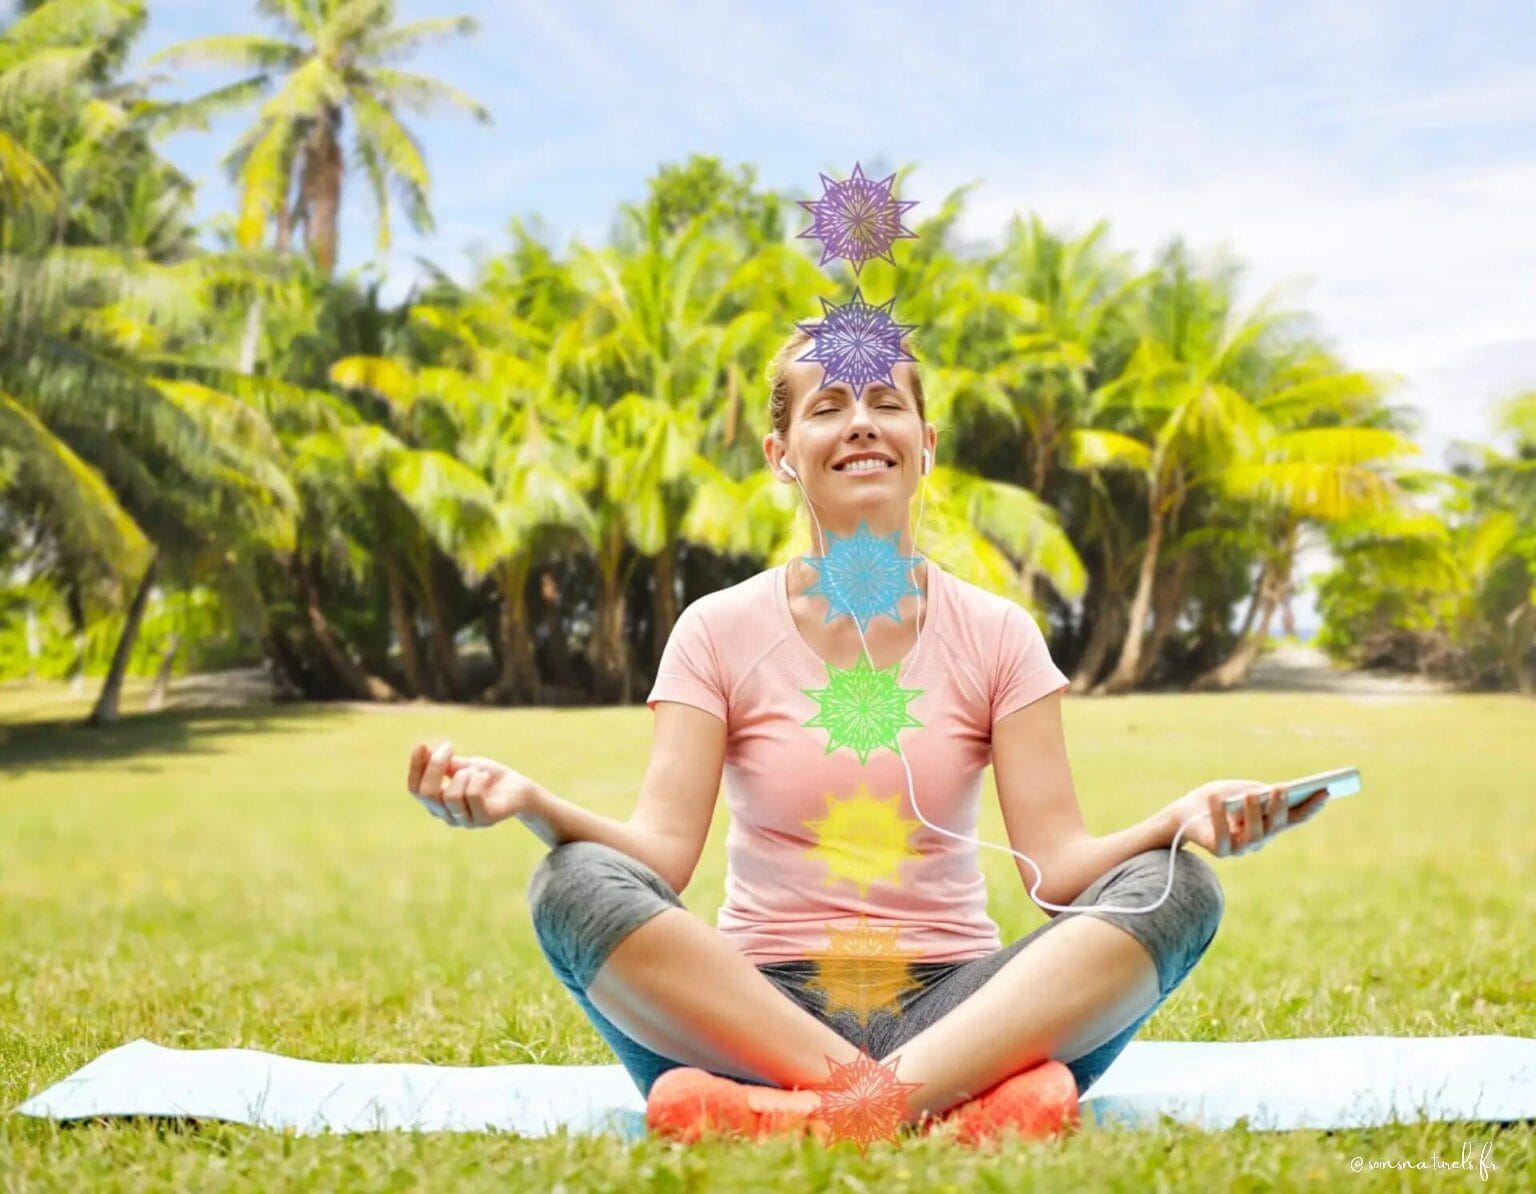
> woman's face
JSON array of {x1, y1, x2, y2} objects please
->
[{"x1": 770, "y1": 359, "x2": 934, "y2": 512}]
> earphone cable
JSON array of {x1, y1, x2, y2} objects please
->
[{"x1": 786, "y1": 449, "x2": 1224, "y2": 916}]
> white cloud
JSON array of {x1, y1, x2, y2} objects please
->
[{"x1": 916, "y1": 153, "x2": 1536, "y2": 464}]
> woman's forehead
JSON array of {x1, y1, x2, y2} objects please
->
[{"x1": 788, "y1": 360, "x2": 919, "y2": 405}]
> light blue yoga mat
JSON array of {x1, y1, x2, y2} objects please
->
[{"x1": 15, "y1": 1036, "x2": 1536, "y2": 1138}]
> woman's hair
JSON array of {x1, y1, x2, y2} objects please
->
[{"x1": 766, "y1": 328, "x2": 927, "y2": 442}]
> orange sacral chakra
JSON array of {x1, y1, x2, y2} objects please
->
[{"x1": 808, "y1": 916, "x2": 924, "y2": 1027}]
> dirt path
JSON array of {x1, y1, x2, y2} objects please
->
[{"x1": 1237, "y1": 642, "x2": 1456, "y2": 697}]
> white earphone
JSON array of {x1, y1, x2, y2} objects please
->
[{"x1": 780, "y1": 448, "x2": 930, "y2": 479}]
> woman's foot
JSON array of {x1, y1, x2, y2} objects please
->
[
  {"x1": 922, "y1": 1059, "x2": 1080, "y2": 1146},
  {"x1": 646, "y1": 1067, "x2": 832, "y2": 1143}
]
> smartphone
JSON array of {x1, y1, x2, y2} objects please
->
[{"x1": 1222, "y1": 766, "x2": 1361, "y2": 810}]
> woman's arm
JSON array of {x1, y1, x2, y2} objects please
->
[
  {"x1": 410, "y1": 701, "x2": 726, "y2": 895},
  {"x1": 991, "y1": 693, "x2": 1325, "y2": 910},
  {"x1": 991, "y1": 690, "x2": 1174, "y2": 911},
  {"x1": 523, "y1": 702, "x2": 725, "y2": 892}
]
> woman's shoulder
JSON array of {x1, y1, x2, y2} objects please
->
[
  {"x1": 674, "y1": 567, "x2": 782, "y2": 649},
  {"x1": 936, "y1": 564, "x2": 1026, "y2": 624}
]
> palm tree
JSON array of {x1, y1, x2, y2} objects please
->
[
  {"x1": 573, "y1": 194, "x2": 813, "y2": 672},
  {"x1": 1073, "y1": 243, "x2": 1294, "y2": 693},
  {"x1": 1, "y1": 0, "x2": 300, "y2": 722},
  {"x1": 330, "y1": 322, "x2": 592, "y2": 705},
  {"x1": 154, "y1": 1, "x2": 488, "y2": 274}
]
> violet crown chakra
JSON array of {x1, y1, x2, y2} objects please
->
[{"x1": 797, "y1": 162, "x2": 918, "y2": 274}]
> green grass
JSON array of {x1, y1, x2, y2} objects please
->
[{"x1": 3, "y1": 682, "x2": 1534, "y2": 1190}]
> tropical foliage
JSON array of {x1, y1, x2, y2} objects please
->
[{"x1": 2, "y1": 0, "x2": 1531, "y2": 722}]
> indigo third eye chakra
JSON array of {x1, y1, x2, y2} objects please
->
[
  {"x1": 796, "y1": 288, "x2": 918, "y2": 397},
  {"x1": 796, "y1": 162, "x2": 918, "y2": 274},
  {"x1": 803, "y1": 520, "x2": 922, "y2": 631}
]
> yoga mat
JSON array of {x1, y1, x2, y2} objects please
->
[{"x1": 15, "y1": 1036, "x2": 1536, "y2": 1138}]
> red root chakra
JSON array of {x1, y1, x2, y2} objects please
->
[{"x1": 811, "y1": 1048, "x2": 922, "y2": 1152}]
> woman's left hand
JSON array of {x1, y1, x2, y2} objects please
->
[{"x1": 1163, "y1": 778, "x2": 1330, "y2": 858}]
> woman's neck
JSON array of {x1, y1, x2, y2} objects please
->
[
  {"x1": 802, "y1": 512, "x2": 919, "y2": 559},
  {"x1": 788, "y1": 518, "x2": 929, "y2": 601}
]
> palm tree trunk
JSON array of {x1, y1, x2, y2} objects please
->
[
  {"x1": 1504, "y1": 603, "x2": 1535, "y2": 694},
  {"x1": 1134, "y1": 551, "x2": 1194, "y2": 686},
  {"x1": 1229, "y1": 566, "x2": 1267, "y2": 646},
  {"x1": 303, "y1": 107, "x2": 344, "y2": 275},
  {"x1": 1191, "y1": 560, "x2": 1286, "y2": 691},
  {"x1": 422, "y1": 553, "x2": 462, "y2": 701},
  {"x1": 294, "y1": 554, "x2": 400, "y2": 702},
  {"x1": 1030, "y1": 413, "x2": 1056, "y2": 498},
  {"x1": 88, "y1": 548, "x2": 159, "y2": 726},
  {"x1": 483, "y1": 557, "x2": 541, "y2": 704},
  {"x1": 539, "y1": 568, "x2": 573, "y2": 690},
  {"x1": 1070, "y1": 573, "x2": 1122, "y2": 694},
  {"x1": 593, "y1": 530, "x2": 632, "y2": 704},
  {"x1": 723, "y1": 364, "x2": 740, "y2": 446},
  {"x1": 385, "y1": 563, "x2": 428, "y2": 698},
  {"x1": 64, "y1": 578, "x2": 88, "y2": 694},
  {"x1": 652, "y1": 541, "x2": 678, "y2": 669},
  {"x1": 262, "y1": 624, "x2": 318, "y2": 698},
  {"x1": 1095, "y1": 496, "x2": 1166, "y2": 694},
  {"x1": 145, "y1": 633, "x2": 182, "y2": 712}
]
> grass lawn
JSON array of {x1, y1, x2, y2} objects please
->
[{"x1": 2, "y1": 682, "x2": 1533, "y2": 1189}]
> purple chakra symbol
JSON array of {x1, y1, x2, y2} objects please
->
[
  {"x1": 797, "y1": 162, "x2": 918, "y2": 274},
  {"x1": 797, "y1": 288, "x2": 918, "y2": 396}
]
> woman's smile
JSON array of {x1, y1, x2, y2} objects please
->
[{"x1": 832, "y1": 450, "x2": 898, "y2": 476}]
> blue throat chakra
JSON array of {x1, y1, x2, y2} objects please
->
[{"x1": 803, "y1": 521, "x2": 923, "y2": 631}]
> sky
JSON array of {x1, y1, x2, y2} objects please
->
[{"x1": 130, "y1": 1, "x2": 1536, "y2": 629}]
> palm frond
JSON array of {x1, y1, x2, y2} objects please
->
[
  {"x1": 146, "y1": 34, "x2": 305, "y2": 73},
  {"x1": 362, "y1": 67, "x2": 489, "y2": 121},
  {"x1": 0, "y1": 388, "x2": 150, "y2": 573}
]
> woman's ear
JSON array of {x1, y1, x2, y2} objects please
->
[{"x1": 765, "y1": 435, "x2": 791, "y2": 480}]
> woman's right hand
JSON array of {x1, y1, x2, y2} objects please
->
[{"x1": 407, "y1": 740, "x2": 535, "y2": 829}]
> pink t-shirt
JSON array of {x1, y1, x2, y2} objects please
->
[{"x1": 645, "y1": 559, "x2": 1070, "y2": 965}]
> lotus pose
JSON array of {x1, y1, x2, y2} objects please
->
[{"x1": 406, "y1": 331, "x2": 1331, "y2": 1145}]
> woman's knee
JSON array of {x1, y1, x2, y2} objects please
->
[
  {"x1": 1139, "y1": 846, "x2": 1223, "y2": 938},
  {"x1": 528, "y1": 841, "x2": 654, "y2": 927},
  {"x1": 1100, "y1": 846, "x2": 1225, "y2": 992},
  {"x1": 526, "y1": 841, "x2": 679, "y2": 984}
]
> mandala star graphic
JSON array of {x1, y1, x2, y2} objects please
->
[
  {"x1": 796, "y1": 288, "x2": 918, "y2": 399},
  {"x1": 803, "y1": 520, "x2": 922, "y2": 631},
  {"x1": 803, "y1": 784, "x2": 923, "y2": 896},
  {"x1": 808, "y1": 916, "x2": 923, "y2": 1029},
  {"x1": 796, "y1": 162, "x2": 918, "y2": 274},
  {"x1": 811, "y1": 1047, "x2": 922, "y2": 1153},
  {"x1": 803, "y1": 652, "x2": 923, "y2": 764}
]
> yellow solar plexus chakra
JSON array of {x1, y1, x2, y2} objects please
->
[{"x1": 802, "y1": 784, "x2": 922, "y2": 896}]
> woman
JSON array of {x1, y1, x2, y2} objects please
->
[{"x1": 406, "y1": 330, "x2": 1332, "y2": 1146}]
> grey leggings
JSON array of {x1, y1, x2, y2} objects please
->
[{"x1": 527, "y1": 840, "x2": 1224, "y2": 1099}]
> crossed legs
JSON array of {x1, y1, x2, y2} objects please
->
[{"x1": 528, "y1": 841, "x2": 1224, "y2": 1124}]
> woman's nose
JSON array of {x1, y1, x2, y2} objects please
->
[{"x1": 844, "y1": 394, "x2": 878, "y2": 433}]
